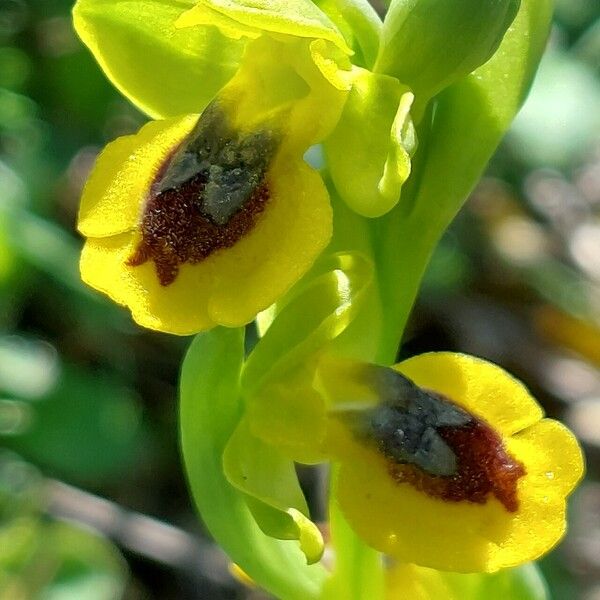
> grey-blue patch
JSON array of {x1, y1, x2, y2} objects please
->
[
  {"x1": 155, "y1": 103, "x2": 279, "y2": 225},
  {"x1": 354, "y1": 367, "x2": 471, "y2": 477}
]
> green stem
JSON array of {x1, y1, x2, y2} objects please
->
[
  {"x1": 373, "y1": 102, "x2": 437, "y2": 363},
  {"x1": 375, "y1": 209, "x2": 452, "y2": 363}
]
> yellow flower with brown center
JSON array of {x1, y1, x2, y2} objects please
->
[
  {"x1": 317, "y1": 352, "x2": 584, "y2": 573},
  {"x1": 77, "y1": 33, "x2": 349, "y2": 334}
]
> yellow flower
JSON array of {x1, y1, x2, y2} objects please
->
[
  {"x1": 78, "y1": 34, "x2": 347, "y2": 334},
  {"x1": 319, "y1": 352, "x2": 584, "y2": 573}
]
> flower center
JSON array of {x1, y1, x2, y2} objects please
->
[
  {"x1": 128, "y1": 104, "x2": 279, "y2": 285},
  {"x1": 351, "y1": 368, "x2": 525, "y2": 512}
]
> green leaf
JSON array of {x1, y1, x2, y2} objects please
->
[
  {"x1": 325, "y1": 68, "x2": 416, "y2": 217},
  {"x1": 177, "y1": 0, "x2": 352, "y2": 54},
  {"x1": 223, "y1": 418, "x2": 324, "y2": 564},
  {"x1": 180, "y1": 328, "x2": 327, "y2": 600},
  {"x1": 73, "y1": 0, "x2": 245, "y2": 118}
]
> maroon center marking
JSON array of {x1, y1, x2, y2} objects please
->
[
  {"x1": 387, "y1": 409, "x2": 525, "y2": 512},
  {"x1": 127, "y1": 173, "x2": 270, "y2": 286},
  {"x1": 353, "y1": 364, "x2": 527, "y2": 512}
]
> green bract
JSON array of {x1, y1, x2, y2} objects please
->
[
  {"x1": 375, "y1": 0, "x2": 554, "y2": 359},
  {"x1": 376, "y1": 0, "x2": 521, "y2": 108},
  {"x1": 180, "y1": 329, "x2": 327, "y2": 599}
]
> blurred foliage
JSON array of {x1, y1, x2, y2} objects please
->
[
  {"x1": 0, "y1": 451, "x2": 127, "y2": 600},
  {"x1": 0, "y1": 0, "x2": 598, "y2": 598}
]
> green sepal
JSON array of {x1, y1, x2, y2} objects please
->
[
  {"x1": 224, "y1": 419, "x2": 324, "y2": 564},
  {"x1": 375, "y1": 0, "x2": 553, "y2": 359},
  {"x1": 180, "y1": 328, "x2": 326, "y2": 600},
  {"x1": 325, "y1": 69, "x2": 416, "y2": 217},
  {"x1": 245, "y1": 500, "x2": 325, "y2": 566},
  {"x1": 242, "y1": 252, "x2": 374, "y2": 463},
  {"x1": 376, "y1": 0, "x2": 520, "y2": 106},
  {"x1": 177, "y1": 0, "x2": 352, "y2": 54},
  {"x1": 313, "y1": 0, "x2": 382, "y2": 68},
  {"x1": 246, "y1": 366, "x2": 329, "y2": 464},
  {"x1": 73, "y1": 0, "x2": 244, "y2": 119},
  {"x1": 243, "y1": 251, "x2": 374, "y2": 395}
]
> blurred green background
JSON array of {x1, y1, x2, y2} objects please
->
[{"x1": 0, "y1": 1, "x2": 599, "y2": 598}]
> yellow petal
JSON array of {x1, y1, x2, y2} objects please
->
[
  {"x1": 78, "y1": 116, "x2": 198, "y2": 238},
  {"x1": 334, "y1": 423, "x2": 574, "y2": 572},
  {"x1": 207, "y1": 153, "x2": 332, "y2": 326},
  {"x1": 78, "y1": 35, "x2": 339, "y2": 334},
  {"x1": 396, "y1": 352, "x2": 544, "y2": 436},
  {"x1": 509, "y1": 419, "x2": 584, "y2": 497},
  {"x1": 80, "y1": 153, "x2": 331, "y2": 334},
  {"x1": 336, "y1": 438, "x2": 494, "y2": 572},
  {"x1": 80, "y1": 232, "x2": 215, "y2": 333},
  {"x1": 219, "y1": 36, "x2": 348, "y2": 152},
  {"x1": 330, "y1": 354, "x2": 583, "y2": 572}
]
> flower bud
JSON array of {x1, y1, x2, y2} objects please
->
[{"x1": 376, "y1": 0, "x2": 520, "y2": 103}]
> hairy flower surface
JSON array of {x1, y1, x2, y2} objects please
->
[{"x1": 319, "y1": 353, "x2": 583, "y2": 572}]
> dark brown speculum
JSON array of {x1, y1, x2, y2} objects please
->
[
  {"x1": 386, "y1": 407, "x2": 525, "y2": 512},
  {"x1": 353, "y1": 367, "x2": 526, "y2": 512},
  {"x1": 128, "y1": 104, "x2": 278, "y2": 285}
]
